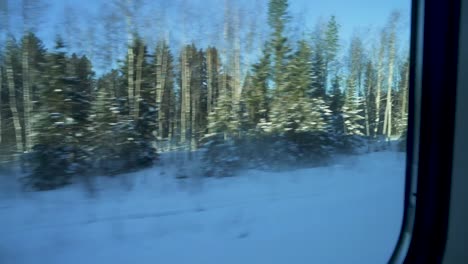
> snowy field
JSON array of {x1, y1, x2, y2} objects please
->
[{"x1": 0, "y1": 151, "x2": 405, "y2": 264}]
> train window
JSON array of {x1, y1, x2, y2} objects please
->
[{"x1": 0, "y1": 0, "x2": 418, "y2": 263}]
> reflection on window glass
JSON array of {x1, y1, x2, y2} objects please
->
[{"x1": 0, "y1": 0, "x2": 410, "y2": 263}]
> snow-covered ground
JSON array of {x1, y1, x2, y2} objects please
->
[{"x1": 0, "y1": 151, "x2": 405, "y2": 264}]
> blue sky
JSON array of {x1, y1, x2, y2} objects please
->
[
  {"x1": 22, "y1": 0, "x2": 411, "y2": 44},
  {"x1": 4, "y1": 0, "x2": 411, "y2": 73}
]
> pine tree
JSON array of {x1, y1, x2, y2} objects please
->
[
  {"x1": 266, "y1": 40, "x2": 330, "y2": 162},
  {"x1": 268, "y1": 40, "x2": 328, "y2": 134},
  {"x1": 324, "y1": 15, "x2": 340, "y2": 91},
  {"x1": 348, "y1": 35, "x2": 368, "y2": 135},
  {"x1": 203, "y1": 72, "x2": 241, "y2": 177},
  {"x1": 0, "y1": 1, "x2": 415, "y2": 183},
  {"x1": 243, "y1": 44, "x2": 270, "y2": 131},
  {"x1": 329, "y1": 74, "x2": 345, "y2": 135},
  {"x1": 64, "y1": 54, "x2": 95, "y2": 177},
  {"x1": 207, "y1": 72, "x2": 238, "y2": 138},
  {"x1": 25, "y1": 37, "x2": 73, "y2": 190},
  {"x1": 267, "y1": 0, "x2": 291, "y2": 91},
  {"x1": 310, "y1": 25, "x2": 326, "y2": 99},
  {"x1": 89, "y1": 71, "x2": 122, "y2": 174},
  {"x1": 343, "y1": 76, "x2": 364, "y2": 136},
  {"x1": 95, "y1": 36, "x2": 158, "y2": 174},
  {"x1": 89, "y1": 69, "x2": 154, "y2": 175},
  {"x1": 130, "y1": 37, "x2": 158, "y2": 169}
]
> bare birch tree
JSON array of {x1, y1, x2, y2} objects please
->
[
  {"x1": 374, "y1": 31, "x2": 386, "y2": 137},
  {"x1": 6, "y1": 39, "x2": 23, "y2": 153},
  {"x1": 21, "y1": 0, "x2": 46, "y2": 152},
  {"x1": 383, "y1": 12, "x2": 400, "y2": 138}
]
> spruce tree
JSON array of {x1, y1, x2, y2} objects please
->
[
  {"x1": 310, "y1": 25, "x2": 326, "y2": 99},
  {"x1": 343, "y1": 76, "x2": 364, "y2": 136},
  {"x1": 324, "y1": 16, "x2": 340, "y2": 91},
  {"x1": 128, "y1": 37, "x2": 158, "y2": 169},
  {"x1": 268, "y1": 40, "x2": 328, "y2": 135},
  {"x1": 203, "y1": 72, "x2": 241, "y2": 177},
  {"x1": 63, "y1": 54, "x2": 95, "y2": 177},
  {"x1": 267, "y1": 40, "x2": 330, "y2": 163},
  {"x1": 267, "y1": 0, "x2": 291, "y2": 91},
  {"x1": 89, "y1": 71, "x2": 122, "y2": 175},
  {"x1": 328, "y1": 74, "x2": 345, "y2": 136},
  {"x1": 25, "y1": 37, "x2": 73, "y2": 190},
  {"x1": 243, "y1": 44, "x2": 270, "y2": 131}
]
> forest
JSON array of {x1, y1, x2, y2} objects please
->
[{"x1": 0, "y1": 0, "x2": 409, "y2": 190}]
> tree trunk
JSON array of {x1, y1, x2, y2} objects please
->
[
  {"x1": 191, "y1": 67, "x2": 198, "y2": 151},
  {"x1": 207, "y1": 48, "x2": 213, "y2": 114},
  {"x1": 383, "y1": 32, "x2": 396, "y2": 138},
  {"x1": 168, "y1": 87, "x2": 175, "y2": 147},
  {"x1": 374, "y1": 34, "x2": 385, "y2": 137},
  {"x1": 134, "y1": 42, "x2": 144, "y2": 119},
  {"x1": 160, "y1": 47, "x2": 168, "y2": 138},
  {"x1": 155, "y1": 43, "x2": 169, "y2": 140},
  {"x1": 127, "y1": 46, "x2": 135, "y2": 118},
  {"x1": 23, "y1": 36, "x2": 32, "y2": 152},
  {"x1": 364, "y1": 98, "x2": 370, "y2": 137},
  {"x1": 155, "y1": 49, "x2": 162, "y2": 139},
  {"x1": 232, "y1": 9, "x2": 241, "y2": 105},
  {"x1": 400, "y1": 62, "x2": 409, "y2": 133},
  {"x1": 180, "y1": 48, "x2": 191, "y2": 145},
  {"x1": 125, "y1": 0, "x2": 135, "y2": 119},
  {"x1": 6, "y1": 55, "x2": 23, "y2": 153}
]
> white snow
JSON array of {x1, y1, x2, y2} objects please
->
[{"x1": 0, "y1": 151, "x2": 405, "y2": 264}]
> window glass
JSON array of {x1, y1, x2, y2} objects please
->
[{"x1": 0, "y1": 0, "x2": 410, "y2": 263}]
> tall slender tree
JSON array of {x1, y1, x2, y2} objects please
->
[
  {"x1": 383, "y1": 11, "x2": 400, "y2": 138},
  {"x1": 324, "y1": 15, "x2": 340, "y2": 91},
  {"x1": 396, "y1": 58, "x2": 409, "y2": 135},
  {"x1": 374, "y1": 31, "x2": 386, "y2": 137},
  {"x1": 21, "y1": 0, "x2": 47, "y2": 152},
  {"x1": 5, "y1": 37, "x2": 23, "y2": 153},
  {"x1": 26, "y1": 37, "x2": 72, "y2": 190},
  {"x1": 268, "y1": 0, "x2": 291, "y2": 91},
  {"x1": 268, "y1": 40, "x2": 328, "y2": 135},
  {"x1": 343, "y1": 76, "x2": 364, "y2": 135},
  {"x1": 243, "y1": 43, "x2": 270, "y2": 130},
  {"x1": 310, "y1": 23, "x2": 326, "y2": 98},
  {"x1": 154, "y1": 40, "x2": 175, "y2": 144},
  {"x1": 206, "y1": 46, "x2": 220, "y2": 114},
  {"x1": 348, "y1": 34, "x2": 368, "y2": 135},
  {"x1": 363, "y1": 61, "x2": 377, "y2": 137}
]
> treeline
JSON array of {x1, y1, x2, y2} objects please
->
[{"x1": 0, "y1": 0, "x2": 409, "y2": 190}]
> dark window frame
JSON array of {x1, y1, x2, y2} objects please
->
[{"x1": 390, "y1": 0, "x2": 461, "y2": 263}]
